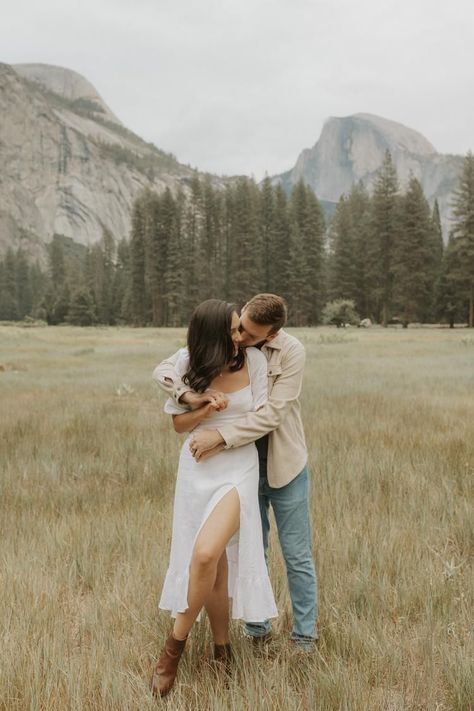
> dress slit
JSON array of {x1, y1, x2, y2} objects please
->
[
  {"x1": 184, "y1": 485, "x2": 241, "y2": 615},
  {"x1": 160, "y1": 484, "x2": 241, "y2": 619},
  {"x1": 159, "y1": 359, "x2": 278, "y2": 623}
]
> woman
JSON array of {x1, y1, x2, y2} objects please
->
[{"x1": 151, "y1": 299, "x2": 277, "y2": 697}]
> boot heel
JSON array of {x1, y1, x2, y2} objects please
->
[{"x1": 151, "y1": 633, "x2": 187, "y2": 697}]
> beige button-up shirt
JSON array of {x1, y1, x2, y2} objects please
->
[{"x1": 152, "y1": 329, "x2": 307, "y2": 488}]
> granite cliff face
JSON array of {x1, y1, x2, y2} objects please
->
[
  {"x1": 0, "y1": 62, "x2": 197, "y2": 259},
  {"x1": 1, "y1": 66, "x2": 465, "y2": 256},
  {"x1": 274, "y1": 113, "x2": 464, "y2": 240}
]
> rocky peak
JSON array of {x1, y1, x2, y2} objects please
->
[
  {"x1": 274, "y1": 113, "x2": 463, "y2": 240},
  {"x1": 12, "y1": 63, "x2": 122, "y2": 125},
  {"x1": 347, "y1": 113, "x2": 436, "y2": 156}
]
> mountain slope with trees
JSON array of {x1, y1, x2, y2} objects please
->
[{"x1": 1, "y1": 153, "x2": 473, "y2": 327}]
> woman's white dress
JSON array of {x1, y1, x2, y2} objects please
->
[{"x1": 159, "y1": 346, "x2": 278, "y2": 622}]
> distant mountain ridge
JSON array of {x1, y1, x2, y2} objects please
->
[
  {"x1": 272, "y1": 113, "x2": 464, "y2": 240},
  {"x1": 0, "y1": 62, "x2": 206, "y2": 260},
  {"x1": 0, "y1": 64, "x2": 466, "y2": 256}
]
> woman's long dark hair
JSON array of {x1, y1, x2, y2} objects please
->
[{"x1": 183, "y1": 299, "x2": 245, "y2": 393}]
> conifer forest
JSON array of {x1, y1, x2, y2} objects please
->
[{"x1": 1, "y1": 151, "x2": 473, "y2": 328}]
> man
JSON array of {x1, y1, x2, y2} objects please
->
[{"x1": 153, "y1": 293, "x2": 318, "y2": 649}]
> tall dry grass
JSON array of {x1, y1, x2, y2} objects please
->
[{"x1": 0, "y1": 325, "x2": 472, "y2": 710}]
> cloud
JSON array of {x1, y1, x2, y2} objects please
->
[{"x1": 2, "y1": 0, "x2": 473, "y2": 178}]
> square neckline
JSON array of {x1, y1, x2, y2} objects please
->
[{"x1": 210, "y1": 352, "x2": 251, "y2": 395}]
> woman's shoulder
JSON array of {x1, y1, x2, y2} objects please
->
[
  {"x1": 245, "y1": 346, "x2": 267, "y2": 369},
  {"x1": 175, "y1": 347, "x2": 190, "y2": 376}
]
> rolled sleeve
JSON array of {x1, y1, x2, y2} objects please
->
[{"x1": 152, "y1": 348, "x2": 192, "y2": 404}]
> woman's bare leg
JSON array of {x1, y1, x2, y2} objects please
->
[
  {"x1": 173, "y1": 489, "x2": 240, "y2": 641},
  {"x1": 204, "y1": 552, "x2": 230, "y2": 645}
]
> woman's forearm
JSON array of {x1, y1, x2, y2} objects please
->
[{"x1": 172, "y1": 403, "x2": 215, "y2": 433}]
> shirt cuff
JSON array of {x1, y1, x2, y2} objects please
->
[
  {"x1": 174, "y1": 385, "x2": 192, "y2": 404},
  {"x1": 216, "y1": 425, "x2": 234, "y2": 449}
]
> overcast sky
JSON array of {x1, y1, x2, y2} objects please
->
[{"x1": 2, "y1": 0, "x2": 473, "y2": 179}]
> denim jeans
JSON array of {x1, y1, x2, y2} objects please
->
[{"x1": 245, "y1": 464, "x2": 318, "y2": 642}]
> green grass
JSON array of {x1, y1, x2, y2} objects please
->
[{"x1": 0, "y1": 325, "x2": 472, "y2": 710}]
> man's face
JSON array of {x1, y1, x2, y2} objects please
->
[{"x1": 238, "y1": 309, "x2": 278, "y2": 347}]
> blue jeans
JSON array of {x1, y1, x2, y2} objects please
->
[{"x1": 245, "y1": 464, "x2": 318, "y2": 642}]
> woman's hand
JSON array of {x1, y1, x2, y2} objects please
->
[
  {"x1": 205, "y1": 389, "x2": 229, "y2": 411},
  {"x1": 179, "y1": 389, "x2": 228, "y2": 411},
  {"x1": 201, "y1": 401, "x2": 219, "y2": 418}
]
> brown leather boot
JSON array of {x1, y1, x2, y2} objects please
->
[
  {"x1": 213, "y1": 643, "x2": 232, "y2": 677},
  {"x1": 150, "y1": 633, "x2": 187, "y2": 697}
]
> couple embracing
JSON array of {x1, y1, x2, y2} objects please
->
[{"x1": 151, "y1": 293, "x2": 318, "y2": 697}]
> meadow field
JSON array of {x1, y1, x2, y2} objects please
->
[{"x1": 0, "y1": 324, "x2": 473, "y2": 711}]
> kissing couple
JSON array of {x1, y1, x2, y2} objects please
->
[{"x1": 151, "y1": 293, "x2": 318, "y2": 697}]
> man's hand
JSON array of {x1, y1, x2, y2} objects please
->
[
  {"x1": 197, "y1": 442, "x2": 226, "y2": 461},
  {"x1": 180, "y1": 389, "x2": 228, "y2": 411},
  {"x1": 189, "y1": 429, "x2": 225, "y2": 460}
]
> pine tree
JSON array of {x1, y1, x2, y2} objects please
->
[
  {"x1": 392, "y1": 176, "x2": 436, "y2": 325},
  {"x1": 435, "y1": 235, "x2": 464, "y2": 327},
  {"x1": 162, "y1": 187, "x2": 182, "y2": 326},
  {"x1": 367, "y1": 151, "x2": 400, "y2": 325},
  {"x1": 30, "y1": 262, "x2": 49, "y2": 319},
  {"x1": 85, "y1": 244, "x2": 106, "y2": 324},
  {"x1": 100, "y1": 228, "x2": 116, "y2": 324},
  {"x1": 304, "y1": 186, "x2": 326, "y2": 324},
  {"x1": 82, "y1": 247, "x2": 95, "y2": 294},
  {"x1": 130, "y1": 194, "x2": 148, "y2": 325},
  {"x1": 328, "y1": 195, "x2": 357, "y2": 302},
  {"x1": 289, "y1": 181, "x2": 326, "y2": 324},
  {"x1": 52, "y1": 283, "x2": 71, "y2": 324},
  {"x1": 269, "y1": 185, "x2": 291, "y2": 298},
  {"x1": 48, "y1": 235, "x2": 66, "y2": 289},
  {"x1": 259, "y1": 176, "x2": 276, "y2": 292},
  {"x1": 145, "y1": 190, "x2": 166, "y2": 325},
  {"x1": 37, "y1": 287, "x2": 56, "y2": 325},
  {"x1": 182, "y1": 176, "x2": 205, "y2": 312},
  {"x1": 199, "y1": 178, "x2": 225, "y2": 301},
  {"x1": 114, "y1": 238, "x2": 132, "y2": 323},
  {"x1": 15, "y1": 248, "x2": 32, "y2": 319},
  {"x1": 227, "y1": 178, "x2": 261, "y2": 305},
  {"x1": 222, "y1": 183, "x2": 235, "y2": 302},
  {"x1": 429, "y1": 199, "x2": 444, "y2": 322},
  {"x1": 0, "y1": 249, "x2": 19, "y2": 320},
  {"x1": 448, "y1": 152, "x2": 474, "y2": 326},
  {"x1": 346, "y1": 182, "x2": 372, "y2": 318},
  {"x1": 67, "y1": 288, "x2": 98, "y2": 326},
  {"x1": 286, "y1": 221, "x2": 308, "y2": 326},
  {"x1": 431, "y1": 200, "x2": 444, "y2": 269}
]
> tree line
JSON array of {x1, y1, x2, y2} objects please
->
[{"x1": 0, "y1": 151, "x2": 473, "y2": 327}]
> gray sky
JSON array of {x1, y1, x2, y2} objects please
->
[{"x1": 2, "y1": 0, "x2": 473, "y2": 179}]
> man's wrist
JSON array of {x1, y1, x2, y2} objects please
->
[{"x1": 214, "y1": 428, "x2": 228, "y2": 448}]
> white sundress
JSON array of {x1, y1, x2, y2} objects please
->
[{"x1": 159, "y1": 346, "x2": 278, "y2": 623}]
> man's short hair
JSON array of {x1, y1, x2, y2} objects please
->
[{"x1": 244, "y1": 294, "x2": 288, "y2": 333}]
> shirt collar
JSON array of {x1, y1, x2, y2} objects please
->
[{"x1": 262, "y1": 329, "x2": 284, "y2": 350}]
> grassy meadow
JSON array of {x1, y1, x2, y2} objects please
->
[{"x1": 0, "y1": 324, "x2": 473, "y2": 711}]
